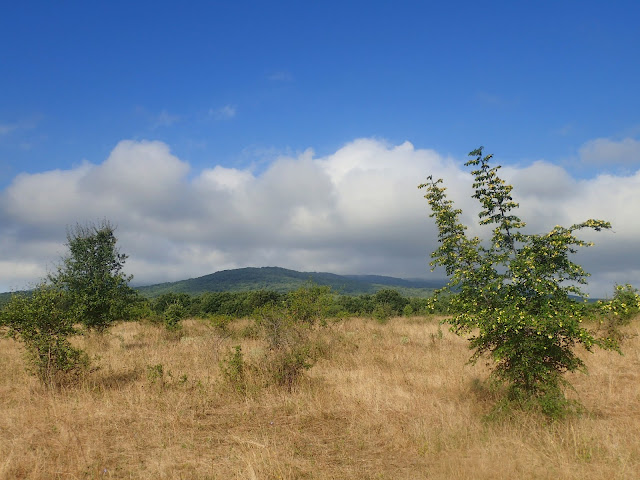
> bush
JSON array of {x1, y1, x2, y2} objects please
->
[
  {"x1": 153, "y1": 293, "x2": 193, "y2": 315},
  {"x1": 163, "y1": 302, "x2": 186, "y2": 331},
  {"x1": 200, "y1": 292, "x2": 246, "y2": 316},
  {"x1": 242, "y1": 290, "x2": 285, "y2": 315},
  {"x1": 266, "y1": 344, "x2": 315, "y2": 392},
  {"x1": 372, "y1": 303, "x2": 393, "y2": 324},
  {"x1": 420, "y1": 146, "x2": 617, "y2": 412},
  {"x1": 373, "y1": 289, "x2": 409, "y2": 316},
  {"x1": 254, "y1": 303, "x2": 299, "y2": 350},
  {"x1": 336, "y1": 295, "x2": 375, "y2": 316},
  {"x1": 286, "y1": 284, "x2": 333, "y2": 325},
  {"x1": 127, "y1": 296, "x2": 155, "y2": 321},
  {"x1": 0, "y1": 286, "x2": 88, "y2": 386},
  {"x1": 49, "y1": 221, "x2": 136, "y2": 332},
  {"x1": 597, "y1": 284, "x2": 640, "y2": 341},
  {"x1": 249, "y1": 284, "x2": 330, "y2": 390},
  {"x1": 219, "y1": 345, "x2": 246, "y2": 395}
]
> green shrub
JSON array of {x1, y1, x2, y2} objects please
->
[
  {"x1": 266, "y1": 344, "x2": 314, "y2": 392},
  {"x1": 163, "y1": 302, "x2": 186, "y2": 331},
  {"x1": 373, "y1": 289, "x2": 408, "y2": 316},
  {"x1": 0, "y1": 286, "x2": 88, "y2": 386},
  {"x1": 49, "y1": 221, "x2": 136, "y2": 332},
  {"x1": 153, "y1": 293, "x2": 193, "y2": 315},
  {"x1": 420, "y1": 146, "x2": 617, "y2": 413},
  {"x1": 209, "y1": 314, "x2": 232, "y2": 334},
  {"x1": 286, "y1": 284, "x2": 332, "y2": 325},
  {"x1": 254, "y1": 303, "x2": 298, "y2": 350},
  {"x1": 200, "y1": 292, "x2": 247, "y2": 316},
  {"x1": 219, "y1": 345, "x2": 246, "y2": 395},
  {"x1": 336, "y1": 295, "x2": 375, "y2": 316},
  {"x1": 251, "y1": 285, "x2": 329, "y2": 390},
  {"x1": 372, "y1": 303, "x2": 393, "y2": 324},
  {"x1": 242, "y1": 290, "x2": 285, "y2": 315},
  {"x1": 597, "y1": 284, "x2": 640, "y2": 341},
  {"x1": 127, "y1": 296, "x2": 155, "y2": 321}
]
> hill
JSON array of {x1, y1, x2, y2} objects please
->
[{"x1": 135, "y1": 266, "x2": 444, "y2": 298}]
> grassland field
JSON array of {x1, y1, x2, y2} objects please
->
[{"x1": 1, "y1": 314, "x2": 639, "y2": 479}]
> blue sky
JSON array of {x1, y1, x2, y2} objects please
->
[
  {"x1": 2, "y1": 0, "x2": 638, "y2": 181},
  {"x1": 1, "y1": 1, "x2": 640, "y2": 295}
]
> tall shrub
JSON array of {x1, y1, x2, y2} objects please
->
[
  {"x1": 1, "y1": 286, "x2": 88, "y2": 386},
  {"x1": 50, "y1": 220, "x2": 136, "y2": 332},
  {"x1": 420, "y1": 147, "x2": 617, "y2": 411}
]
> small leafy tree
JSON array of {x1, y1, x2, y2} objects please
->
[
  {"x1": 249, "y1": 284, "x2": 330, "y2": 390},
  {"x1": 163, "y1": 302, "x2": 186, "y2": 332},
  {"x1": 419, "y1": 147, "x2": 617, "y2": 411},
  {"x1": 597, "y1": 284, "x2": 640, "y2": 341},
  {"x1": 50, "y1": 220, "x2": 136, "y2": 332},
  {"x1": 0, "y1": 285, "x2": 88, "y2": 386},
  {"x1": 286, "y1": 283, "x2": 333, "y2": 325},
  {"x1": 601, "y1": 284, "x2": 640, "y2": 324},
  {"x1": 373, "y1": 288, "x2": 409, "y2": 316}
]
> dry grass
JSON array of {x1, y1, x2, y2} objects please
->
[{"x1": 1, "y1": 315, "x2": 639, "y2": 479}]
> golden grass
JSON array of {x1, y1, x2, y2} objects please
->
[{"x1": 1, "y1": 316, "x2": 639, "y2": 479}]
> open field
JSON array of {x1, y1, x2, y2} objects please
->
[{"x1": 1, "y1": 316, "x2": 639, "y2": 479}]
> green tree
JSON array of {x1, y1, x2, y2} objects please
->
[
  {"x1": 286, "y1": 283, "x2": 333, "y2": 324},
  {"x1": 0, "y1": 285, "x2": 88, "y2": 386},
  {"x1": 50, "y1": 220, "x2": 136, "y2": 332},
  {"x1": 597, "y1": 284, "x2": 640, "y2": 341},
  {"x1": 373, "y1": 288, "x2": 409, "y2": 316},
  {"x1": 419, "y1": 147, "x2": 617, "y2": 412}
]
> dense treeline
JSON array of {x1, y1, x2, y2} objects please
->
[{"x1": 145, "y1": 287, "x2": 453, "y2": 320}]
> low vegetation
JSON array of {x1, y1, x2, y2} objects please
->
[
  {"x1": 0, "y1": 285, "x2": 89, "y2": 387},
  {"x1": 0, "y1": 313, "x2": 638, "y2": 479}
]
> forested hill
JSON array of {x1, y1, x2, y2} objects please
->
[{"x1": 135, "y1": 266, "x2": 444, "y2": 298}]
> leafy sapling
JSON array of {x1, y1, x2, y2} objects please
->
[
  {"x1": 49, "y1": 220, "x2": 137, "y2": 332},
  {"x1": 420, "y1": 147, "x2": 617, "y2": 412}
]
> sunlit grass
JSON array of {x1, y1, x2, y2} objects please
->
[{"x1": 1, "y1": 316, "x2": 638, "y2": 479}]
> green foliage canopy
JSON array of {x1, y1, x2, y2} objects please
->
[
  {"x1": 0, "y1": 285, "x2": 88, "y2": 385},
  {"x1": 420, "y1": 147, "x2": 616, "y2": 404},
  {"x1": 49, "y1": 221, "x2": 136, "y2": 332}
]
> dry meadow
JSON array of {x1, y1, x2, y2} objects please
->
[{"x1": 1, "y1": 315, "x2": 639, "y2": 479}]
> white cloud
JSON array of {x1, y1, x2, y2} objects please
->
[
  {"x1": 151, "y1": 109, "x2": 180, "y2": 129},
  {"x1": 196, "y1": 166, "x2": 253, "y2": 192},
  {"x1": 0, "y1": 115, "x2": 43, "y2": 139},
  {"x1": 579, "y1": 137, "x2": 640, "y2": 166},
  {"x1": 209, "y1": 105, "x2": 237, "y2": 120},
  {"x1": 1, "y1": 138, "x2": 639, "y2": 297}
]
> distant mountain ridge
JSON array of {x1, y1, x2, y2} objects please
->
[
  {"x1": 135, "y1": 266, "x2": 445, "y2": 298},
  {"x1": 344, "y1": 274, "x2": 445, "y2": 289}
]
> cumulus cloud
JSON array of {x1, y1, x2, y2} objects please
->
[
  {"x1": 1, "y1": 138, "x2": 639, "y2": 297},
  {"x1": 579, "y1": 137, "x2": 640, "y2": 166}
]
